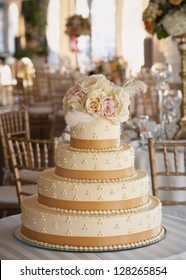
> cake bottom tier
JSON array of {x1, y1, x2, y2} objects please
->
[{"x1": 21, "y1": 195, "x2": 163, "y2": 250}]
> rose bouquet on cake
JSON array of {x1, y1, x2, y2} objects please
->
[
  {"x1": 65, "y1": 14, "x2": 91, "y2": 38},
  {"x1": 63, "y1": 74, "x2": 146, "y2": 127},
  {"x1": 142, "y1": 0, "x2": 186, "y2": 39}
]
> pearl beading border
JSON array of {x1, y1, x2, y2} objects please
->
[
  {"x1": 18, "y1": 226, "x2": 165, "y2": 252},
  {"x1": 37, "y1": 197, "x2": 152, "y2": 215}
]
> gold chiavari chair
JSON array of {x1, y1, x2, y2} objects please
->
[
  {"x1": 7, "y1": 136, "x2": 58, "y2": 208},
  {"x1": 148, "y1": 138, "x2": 186, "y2": 208},
  {"x1": 0, "y1": 107, "x2": 30, "y2": 185}
]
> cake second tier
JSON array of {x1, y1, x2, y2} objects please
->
[{"x1": 55, "y1": 143, "x2": 134, "y2": 180}]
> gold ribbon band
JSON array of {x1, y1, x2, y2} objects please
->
[
  {"x1": 55, "y1": 166, "x2": 134, "y2": 180},
  {"x1": 21, "y1": 225, "x2": 161, "y2": 247},
  {"x1": 70, "y1": 138, "x2": 120, "y2": 149},
  {"x1": 38, "y1": 193, "x2": 148, "y2": 211}
]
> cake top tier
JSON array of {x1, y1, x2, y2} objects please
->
[{"x1": 63, "y1": 74, "x2": 146, "y2": 128}]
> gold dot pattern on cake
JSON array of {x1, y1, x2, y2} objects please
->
[
  {"x1": 51, "y1": 183, "x2": 56, "y2": 189},
  {"x1": 128, "y1": 227, "x2": 133, "y2": 234},
  {"x1": 122, "y1": 193, "x2": 127, "y2": 199},
  {"x1": 132, "y1": 187, "x2": 136, "y2": 193},
  {"x1": 71, "y1": 154, "x2": 76, "y2": 160},
  {"x1": 71, "y1": 163, "x2": 77, "y2": 169},
  {"x1": 72, "y1": 184, "x2": 78, "y2": 191},
  {"x1": 63, "y1": 158, "x2": 67, "y2": 163},
  {"x1": 52, "y1": 222, "x2": 59, "y2": 229},
  {"x1": 106, "y1": 159, "x2": 111, "y2": 165},
  {"x1": 44, "y1": 185, "x2": 48, "y2": 192},
  {"x1": 71, "y1": 130, "x2": 76, "y2": 137},
  {"x1": 93, "y1": 132, "x2": 98, "y2": 139},
  {"x1": 41, "y1": 227, "x2": 47, "y2": 233},
  {"x1": 92, "y1": 154, "x2": 98, "y2": 160},
  {"x1": 85, "y1": 190, "x2": 92, "y2": 197},
  {"x1": 115, "y1": 224, "x2": 120, "y2": 229},
  {"x1": 147, "y1": 223, "x2": 151, "y2": 229},
  {"x1": 116, "y1": 153, "x2": 120, "y2": 160},
  {"x1": 61, "y1": 189, "x2": 67, "y2": 195},
  {"x1": 117, "y1": 162, "x2": 122, "y2": 168},
  {"x1": 139, "y1": 220, "x2": 143, "y2": 225},
  {"x1": 32, "y1": 218, "x2": 36, "y2": 225},
  {"x1": 94, "y1": 164, "x2": 99, "y2": 170},
  {"x1": 82, "y1": 159, "x2": 88, "y2": 165},
  {"x1": 105, "y1": 125, "x2": 110, "y2": 132},
  {"x1": 98, "y1": 230, "x2": 103, "y2": 236},
  {"x1": 41, "y1": 215, "x2": 46, "y2": 221},
  {"x1": 80, "y1": 126, "x2": 86, "y2": 132},
  {"x1": 98, "y1": 195, "x2": 103, "y2": 201},
  {"x1": 110, "y1": 189, "x2": 115, "y2": 195},
  {"x1": 82, "y1": 224, "x2": 88, "y2": 231},
  {"x1": 97, "y1": 185, "x2": 102, "y2": 191},
  {"x1": 97, "y1": 218, "x2": 103, "y2": 225},
  {"x1": 127, "y1": 216, "x2": 131, "y2": 222},
  {"x1": 122, "y1": 183, "x2": 127, "y2": 190},
  {"x1": 65, "y1": 217, "x2": 72, "y2": 224},
  {"x1": 73, "y1": 195, "x2": 79, "y2": 201},
  {"x1": 52, "y1": 192, "x2": 56, "y2": 198},
  {"x1": 66, "y1": 229, "x2": 72, "y2": 236}
]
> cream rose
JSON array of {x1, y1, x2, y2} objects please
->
[
  {"x1": 63, "y1": 95, "x2": 83, "y2": 113},
  {"x1": 80, "y1": 74, "x2": 112, "y2": 94}
]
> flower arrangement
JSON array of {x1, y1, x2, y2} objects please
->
[
  {"x1": 95, "y1": 57, "x2": 126, "y2": 85},
  {"x1": 65, "y1": 14, "x2": 91, "y2": 38},
  {"x1": 63, "y1": 74, "x2": 146, "y2": 127},
  {"x1": 142, "y1": 0, "x2": 186, "y2": 39}
]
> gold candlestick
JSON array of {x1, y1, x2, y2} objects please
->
[{"x1": 175, "y1": 34, "x2": 186, "y2": 139}]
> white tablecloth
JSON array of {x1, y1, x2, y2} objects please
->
[{"x1": 0, "y1": 214, "x2": 186, "y2": 260}]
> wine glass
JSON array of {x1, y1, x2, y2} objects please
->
[
  {"x1": 163, "y1": 89, "x2": 182, "y2": 123},
  {"x1": 151, "y1": 63, "x2": 173, "y2": 131},
  {"x1": 151, "y1": 63, "x2": 173, "y2": 88}
]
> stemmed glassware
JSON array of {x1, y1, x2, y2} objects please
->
[
  {"x1": 162, "y1": 89, "x2": 182, "y2": 139},
  {"x1": 151, "y1": 63, "x2": 173, "y2": 138}
]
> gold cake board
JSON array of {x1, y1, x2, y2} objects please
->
[{"x1": 14, "y1": 226, "x2": 166, "y2": 253}]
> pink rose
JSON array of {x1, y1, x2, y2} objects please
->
[
  {"x1": 67, "y1": 84, "x2": 84, "y2": 97},
  {"x1": 100, "y1": 96, "x2": 119, "y2": 119}
]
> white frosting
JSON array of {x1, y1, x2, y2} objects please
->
[
  {"x1": 38, "y1": 168, "x2": 149, "y2": 203},
  {"x1": 71, "y1": 119, "x2": 121, "y2": 140},
  {"x1": 21, "y1": 195, "x2": 162, "y2": 237},
  {"x1": 55, "y1": 144, "x2": 134, "y2": 171}
]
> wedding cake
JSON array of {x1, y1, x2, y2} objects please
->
[{"x1": 20, "y1": 74, "x2": 164, "y2": 251}]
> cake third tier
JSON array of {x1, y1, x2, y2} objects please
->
[{"x1": 55, "y1": 143, "x2": 134, "y2": 180}]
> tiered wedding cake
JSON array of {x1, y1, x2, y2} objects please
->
[{"x1": 20, "y1": 75, "x2": 164, "y2": 251}]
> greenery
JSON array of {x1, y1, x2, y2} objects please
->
[{"x1": 14, "y1": 0, "x2": 48, "y2": 58}]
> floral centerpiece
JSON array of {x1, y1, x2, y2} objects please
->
[
  {"x1": 142, "y1": 0, "x2": 186, "y2": 39},
  {"x1": 65, "y1": 15, "x2": 91, "y2": 38},
  {"x1": 95, "y1": 57, "x2": 126, "y2": 85},
  {"x1": 63, "y1": 74, "x2": 146, "y2": 127}
]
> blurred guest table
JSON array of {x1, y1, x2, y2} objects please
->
[{"x1": 0, "y1": 214, "x2": 186, "y2": 260}]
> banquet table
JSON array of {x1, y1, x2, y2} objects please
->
[{"x1": 0, "y1": 214, "x2": 186, "y2": 260}]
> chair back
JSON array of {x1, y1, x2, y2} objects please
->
[
  {"x1": 8, "y1": 136, "x2": 58, "y2": 206},
  {"x1": 148, "y1": 138, "x2": 186, "y2": 205},
  {"x1": 0, "y1": 108, "x2": 30, "y2": 184}
]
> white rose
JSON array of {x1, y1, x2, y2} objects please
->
[
  {"x1": 63, "y1": 95, "x2": 83, "y2": 113},
  {"x1": 80, "y1": 74, "x2": 112, "y2": 94}
]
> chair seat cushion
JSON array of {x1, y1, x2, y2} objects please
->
[
  {"x1": 0, "y1": 184, "x2": 37, "y2": 205},
  {"x1": 19, "y1": 169, "x2": 40, "y2": 183},
  {"x1": 28, "y1": 106, "x2": 53, "y2": 115}
]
